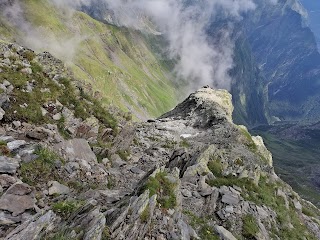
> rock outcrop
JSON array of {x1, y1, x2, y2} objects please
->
[{"x1": 0, "y1": 42, "x2": 319, "y2": 239}]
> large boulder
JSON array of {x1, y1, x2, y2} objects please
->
[{"x1": 54, "y1": 138, "x2": 97, "y2": 163}]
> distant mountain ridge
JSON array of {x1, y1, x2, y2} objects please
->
[
  {"x1": 229, "y1": 0, "x2": 320, "y2": 125},
  {"x1": 300, "y1": 0, "x2": 320, "y2": 48}
]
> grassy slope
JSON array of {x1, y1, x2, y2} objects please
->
[
  {"x1": 0, "y1": 0, "x2": 177, "y2": 119},
  {"x1": 252, "y1": 130, "x2": 320, "y2": 206}
]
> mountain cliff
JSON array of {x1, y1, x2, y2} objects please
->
[
  {"x1": 0, "y1": 42, "x2": 320, "y2": 239},
  {"x1": 240, "y1": 0, "x2": 320, "y2": 123}
]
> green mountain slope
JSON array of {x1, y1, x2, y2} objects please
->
[{"x1": 0, "y1": 0, "x2": 177, "y2": 119}]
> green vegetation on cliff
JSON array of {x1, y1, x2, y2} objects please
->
[{"x1": 0, "y1": 0, "x2": 177, "y2": 119}]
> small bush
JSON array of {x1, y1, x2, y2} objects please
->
[
  {"x1": 52, "y1": 200, "x2": 84, "y2": 219},
  {"x1": 44, "y1": 231, "x2": 69, "y2": 240},
  {"x1": 20, "y1": 147, "x2": 63, "y2": 185},
  {"x1": 101, "y1": 227, "x2": 111, "y2": 240},
  {"x1": 0, "y1": 145, "x2": 10, "y2": 156},
  {"x1": 117, "y1": 150, "x2": 130, "y2": 161},
  {"x1": 23, "y1": 51, "x2": 36, "y2": 62},
  {"x1": 57, "y1": 117, "x2": 71, "y2": 140},
  {"x1": 239, "y1": 127, "x2": 257, "y2": 151},
  {"x1": 30, "y1": 63, "x2": 43, "y2": 73},
  {"x1": 0, "y1": 141, "x2": 10, "y2": 156},
  {"x1": 242, "y1": 214, "x2": 259, "y2": 238},
  {"x1": 107, "y1": 176, "x2": 116, "y2": 189},
  {"x1": 207, "y1": 159, "x2": 223, "y2": 177},
  {"x1": 179, "y1": 139, "x2": 191, "y2": 148},
  {"x1": 162, "y1": 139, "x2": 177, "y2": 149},
  {"x1": 144, "y1": 172, "x2": 176, "y2": 209},
  {"x1": 302, "y1": 207, "x2": 316, "y2": 217},
  {"x1": 184, "y1": 211, "x2": 219, "y2": 240},
  {"x1": 140, "y1": 206, "x2": 150, "y2": 223}
]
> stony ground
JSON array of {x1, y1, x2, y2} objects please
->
[{"x1": 0, "y1": 42, "x2": 319, "y2": 240}]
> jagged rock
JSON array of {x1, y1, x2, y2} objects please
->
[
  {"x1": 4, "y1": 210, "x2": 57, "y2": 240},
  {"x1": 48, "y1": 181, "x2": 70, "y2": 195},
  {"x1": 0, "y1": 194, "x2": 35, "y2": 216},
  {"x1": 181, "y1": 189, "x2": 192, "y2": 198},
  {"x1": 160, "y1": 87, "x2": 234, "y2": 125},
  {"x1": 55, "y1": 138, "x2": 97, "y2": 163},
  {"x1": 130, "y1": 167, "x2": 145, "y2": 175},
  {"x1": 220, "y1": 187, "x2": 240, "y2": 205},
  {"x1": 111, "y1": 154, "x2": 127, "y2": 168},
  {"x1": 198, "y1": 176, "x2": 213, "y2": 196},
  {"x1": 6, "y1": 183, "x2": 32, "y2": 196},
  {"x1": 26, "y1": 128, "x2": 48, "y2": 140},
  {"x1": 215, "y1": 225, "x2": 237, "y2": 240},
  {"x1": 99, "y1": 189, "x2": 122, "y2": 203},
  {"x1": 252, "y1": 136, "x2": 273, "y2": 167},
  {"x1": 7, "y1": 140, "x2": 26, "y2": 151},
  {"x1": 0, "y1": 174, "x2": 16, "y2": 188},
  {"x1": 0, "y1": 94, "x2": 9, "y2": 108},
  {"x1": 83, "y1": 211, "x2": 106, "y2": 240},
  {"x1": 12, "y1": 121, "x2": 21, "y2": 128},
  {"x1": 293, "y1": 199, "x2": 302, "y2": 211},
  {"x1": 0, "y1": 157, "x2": 19, "y2": 174},
  {"x1": 182, "y1": 145, "x2": 216, "y2": 180},
  {"x1": 110, "y1": 190, "x2": 157, "y2": 240},
  {"x1": 64, "y1": 161, "x2": 80, "y2": 174},
  {"x1": 19, "y1": 149, "x2": 38, "y2": 163},
  {"x1": 0, "y1": 212, "x2": 22, "y2": 226},
  {"x1": 0, "y1": 107, "x2": 5, "y2": 120}
]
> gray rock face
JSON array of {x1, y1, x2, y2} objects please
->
[
  {"x1": 26, "y1": 129, "x2": 48, "y2": 140},
  {"x1": 83, "y1": 211, "x2": 106, "y2": 240},
  {"x1": 7, "y1": 140, "x2": 26, "y2": 151},
  {"x1": 48, "y1": 181, "x2": 70, "y2": 195},
  {"x1": 4, "y1": 211, "x2": 57, "y2": 240},
  {"x1": 0, "y1": 174, "x2": 16, "y2": 188},
  {"x1": 6, "y1": 183, "x2": 32, "y2": 196},
  {"x1": 221, "y1": 193, "x2": 240, "y2": 205},
  {"x1": 0, "y1": 194, "x2": 35, "y2": 216},
  {"x1": 215, "y1": 225, "x2": 237, "y2": 240},
  {"x1": 0, "y1": 157, "x2": 19, "y2": 174},
  {"x1": 0, "y1": 212, "x2": 21, "y2": 226},
  {"x1": 160, "y1": 87, "x2": 234, "y2": 126},
  {"x1": 55, "y1": 138, "x2": 97, "y2": 163}
]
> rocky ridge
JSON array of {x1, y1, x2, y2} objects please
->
[{"x1": 0, "y1": 42, "x2": 319, "y2": 239}]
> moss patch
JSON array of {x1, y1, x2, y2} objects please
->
[
  {"x1": 184, "y1": 211, "x2": 219, "y2": 240},
  {"x1": 52, "y1": 199, "x2": 84, "y2": 219},
  {"x1": 19, "y1": 147, "x2": 63, "y2": 186},
  {"x1": 143, "y1": 172, "x2": 176, "y2": 209},
  {"x1": 242, "y1": 214, "x2": 259, "y2": 238}
]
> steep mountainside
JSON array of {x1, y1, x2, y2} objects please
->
[
  {"x1": 0, "y1": 0, "x2": 177, "y2": 119},
  {"x1": 300, "y1": 0, "x2": 320, "y2": 48},
  {"x1": 242, "y1": 0, "x2": 320, "y2": 123},
  {"x1": 0, "y1": 42, "x2": 320, "y2": 239},
  {"x1": 253, "y1": 122, "x2": 320, "y2": 206}
]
